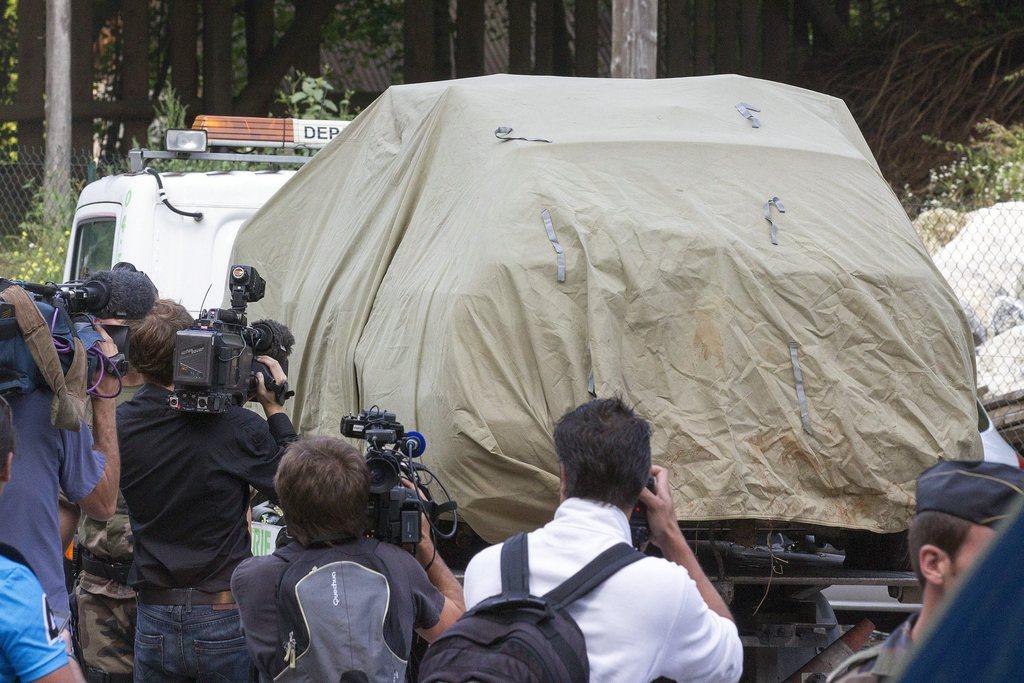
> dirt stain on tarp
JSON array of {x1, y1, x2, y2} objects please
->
[{"x1": 693, "y1": 312, "x2": 725, "y2": 368}]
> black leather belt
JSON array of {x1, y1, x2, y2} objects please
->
[
  {"x1": 137, "y1": 587, "x2": 236, "y2": 607},
  {"x1": 79, "y1": 548, "x2": 132, "y2": 586}
]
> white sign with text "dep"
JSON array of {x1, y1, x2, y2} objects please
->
[{"x1": 292, "y1": 119, "x2": 349, "y2": 148}]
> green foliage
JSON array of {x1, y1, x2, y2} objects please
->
[
  {"x1": 0, "y1": 181, "x2": 77, "y2": 282},
  {"x1": 0, "y1": 0, "x2": 17, "y2": 157},
  {"x1": 908, "y1": 120, "x2": 1024, "y2": 210},
  {"x1": 277, "y1": 68, "x2": 355, "y2": 120}
]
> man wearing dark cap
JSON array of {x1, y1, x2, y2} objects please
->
[{"x1": 828, "y1": 460, "x2": 1024, "y2": 683}]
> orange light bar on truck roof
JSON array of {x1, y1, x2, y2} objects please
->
[{"x1": 191, "y1": 115, "x2": 349, "y2": 149}]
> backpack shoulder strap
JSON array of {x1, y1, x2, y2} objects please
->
[
  {"x1": 543, "y1": 543, "x2": 644, "y2": 610},
  {"x1": 0, "y1": 542, "x2": 32, "y2": 572},
  {"x1": 499, "y1": 533, "x2": 530, "y2": 596}
]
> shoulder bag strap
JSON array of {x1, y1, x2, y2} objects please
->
[
  {"x1": 499, "y1": 532, "x2": 530, "y2": 597},
  {"x1": 543, "y1": 543, "x2": 644, "y2": 610}
]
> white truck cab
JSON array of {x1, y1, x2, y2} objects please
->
[{"x1": 63, "y1": 115, "x2": 346, "y2": 313}]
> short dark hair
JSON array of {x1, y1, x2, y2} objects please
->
[
  {"x1": 553, "y1": 397, "x2": 652, "y2": 509},
  {"x1": 128, "y1": 299, "x2": 194, "y2": 386},
  {"x1": 909, "y1": 510, "x2": 974, "y2": 584},
  {"x1": 0, "y1": 396, "x2": 13, "y2": 456},
  {"x1": 275, "y1": 436, "x2": 369, "y2": 545}
]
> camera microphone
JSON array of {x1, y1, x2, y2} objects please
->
[
  {"x1": 83, "y1": 266, "x2": 158, "y2": 319},
  {"x1": 404, "y1": 431, "x2": 427, "y2": 458}
]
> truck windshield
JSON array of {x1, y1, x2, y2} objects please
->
[{"x1": 72, "y1": 218, "x2": 116, "y2": 278}]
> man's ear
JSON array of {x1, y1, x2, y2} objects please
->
[
  {"x1": 918, "y1": 543, "x2": 953, "y2": 588},
  {"x1": 0, "y1": 452, "x2": 11, "y2": 484},
  {"x1": 558, "y1": 463, "x2": 567, "y2": 502}
]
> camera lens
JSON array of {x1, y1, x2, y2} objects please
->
[{"x1": 366, "y1": 455, "x2": 399, "y2": 495}]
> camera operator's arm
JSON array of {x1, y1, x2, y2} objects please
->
[
  {"x1": 230, "y1": 356, "x2": 296, "y2": 503},
  {"x1": 77, "y1": 322, "x2": 120, "y2": 522},
  {"x1": 642, "y1": 465, "x2": 733, "y2": 623},
  {"x1": 254, "y1": 356, "x2": 290, "y2": 421},
  {"x1": 404, "y1": 483, "x2": 465, "y2": 642}
]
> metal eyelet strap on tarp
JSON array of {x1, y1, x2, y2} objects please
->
[
  {"x1": 540, "y1": 209, "x2": 566, "y2": 283},
  {"x1": 735, "y1": 102, "x2": 761, "y2": 128},
  {"x1": 495, "y1": 126, "x2": 552, "y2": 143},
  {"x1": 764, "y1": 196, "x2": 786, "y2": 246},
  {"x1": 788, "y1": 341, "x2": 814, "y2": 436}
]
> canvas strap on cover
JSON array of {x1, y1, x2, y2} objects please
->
[
  {"x1": 0, "y1": 286, "x2": 86, "y2": 430},
  {"x1": 494, "y1": 126, "x2": 552, "y2": 143},
  {"x1": 764, "y1": 196, "x2": 786, "y2": 245},
  {"x1": 735, "y1": 102, "x2": 761, "y2": 128},
  {"x1": 788, "y1": 341, "x2": 814, "y2": 436},
  {"x1": 540, "y1": 209, "x2": 566, "y2": 282}
]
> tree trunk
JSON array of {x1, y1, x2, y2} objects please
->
[
  {"x1": 170, "y1": 0, "x2": 199, "y2": 108},
  {"x1": 575, "y1": 0, "x2": 598, "y2": 76},
  {"x1": 203, "y1": 0, "x2": 234, "y2": 115},
  {"x1": 714, "y1": 0, "x2": 737, "y2": 74},
  {"x1": 245, "y1": 0, "x2": 274, "y2": 74},
  {"x1": 434, "y1": 0, "x2": 453, "y2": 79},
  {"x1": 404, "y1": 0, "x2": 436, "y2": 83},
  {"x1": 70, "y1": 0, "x2": 93, "y2": 156},
  {"x1": 233, "y1": 0, "x2": 336, "y2": 114},
  {"x1": 799, "y1": 0, "x2": 849, "y2": 53},
  {"x1": 455, "y1": 0, "x2": 485, "y2": 77},
  {"x1": 693, "y1": 0, "x2": 712, "y2": 75},
  {"x1": 551, "y1": 0, "x2": 572, "y2": 75},
  {"x1": 16, "y1": 0, "x2": 45, "y2": 151},
  {"x1": 761, "y1": 0, "x2": 789, "y2": 82},
  {"x1": 793, "y1": 0, "x2": 810, "y2": 73},
  {"x1": 534, "y1": 0, "x2": 553, "y2": 73},
  {"x1": 663, "y1": 0, "x2": 692, "y2": 77},
  {"x1": 611, "y1": 0, "x2": 658, "y2": 78},
  {"x1": 836, "y1": 0, "x2": 850, "y2": 27},
  {"x1": 739, "y1": 1, "x2": 759, "y2": 76},
  {"x1": 508, "y1": 0, "x2": 532, "y2": 74},
  {"x1": 44, "y1": 0, "x2": 71, "y2": 217},
  {"x1": 122, "y1": 1, "x2": 150, "y2": 146}
]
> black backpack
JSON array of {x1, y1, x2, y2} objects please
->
[{"x1": 418, "y1": 533, "x2": 644, "y2": 683}]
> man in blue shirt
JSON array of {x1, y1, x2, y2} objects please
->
[
  {"x1": 0, "y1": 321, "x2": 121, "y2": 628},
  {"x1": 0, "y1": 396, "x2": 84, "y2": 682}
]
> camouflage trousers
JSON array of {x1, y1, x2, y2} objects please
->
[{"x1": 74, "y1": 581, "x2": 137, "y2": 680}]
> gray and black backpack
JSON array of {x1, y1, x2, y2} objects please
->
[
  {"x1": 418, "y1": 533, "x2": 644, "y2": 683},
  {"x1": 274, "y1": 539, "x2": 410, "y2": 683}
]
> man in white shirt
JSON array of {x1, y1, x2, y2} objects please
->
[{"x1": 462, "y1": 397, "x2": 743, "y2": 683}]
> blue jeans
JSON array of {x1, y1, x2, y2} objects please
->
[{"x1": 134, "y1": 602, "x2": 253, "y2": 682}]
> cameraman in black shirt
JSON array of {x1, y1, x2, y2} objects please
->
[{"x1": 117, "y1": 300, "x2": 297, "y2": 681}]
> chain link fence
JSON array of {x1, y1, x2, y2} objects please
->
[
  {"x1": 0, "y1": 147, "x2": 113, "y2": 238},
  {"x1": 910, "y1": 202, "x2": 1024, "y2": 451}
]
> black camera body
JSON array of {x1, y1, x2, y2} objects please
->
[
  {"x1": 170, "y1": 265, "x2": 287, "y2": 413},
  {"x1": 341, "y1": 408, "x2": 455, "y2": 549},
  {"x1": 629, "y1": 476, "x2": 657, "y2": 549}
]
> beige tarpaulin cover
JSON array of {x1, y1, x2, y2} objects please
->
[{"x1": 234, "y1": 74, "x2": 980, "y2": 541}]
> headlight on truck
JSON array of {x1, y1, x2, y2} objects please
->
[{"x1": 165, "y1": 129, "x2": 208, "y2": 153}]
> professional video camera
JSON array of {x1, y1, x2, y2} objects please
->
[
  {"x1": 340, "y1": 407, "x2": 458, "y2": 550},
  {"x1": 170, "y1": 265, "x2": 293, "y2": 413},
  {"x1": 0, "y1": 264, "x2": 157, "y2": 397}
]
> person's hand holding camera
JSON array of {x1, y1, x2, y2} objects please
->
[
  {"x1": 639, "y1": 465, "x2": 684, "y2": 550},
  {"x1": 91, "y1": 319, "x2": 121, "y2": 396},
  {"x1": 254, "y1": 355, "x2": 287, "y2": 417}
]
